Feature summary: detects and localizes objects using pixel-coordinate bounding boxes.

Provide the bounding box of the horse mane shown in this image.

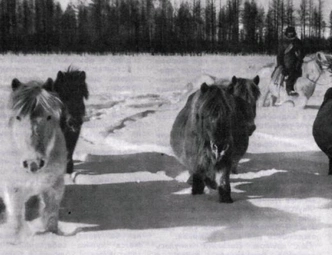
[9,81,62,119]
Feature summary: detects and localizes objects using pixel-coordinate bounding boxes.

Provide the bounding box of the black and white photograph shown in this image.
[0,0,332,254]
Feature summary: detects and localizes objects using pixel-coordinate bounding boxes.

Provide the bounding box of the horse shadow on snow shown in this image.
[60,151,332,242]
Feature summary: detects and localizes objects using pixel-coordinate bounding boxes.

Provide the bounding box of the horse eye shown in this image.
[47,116,52,121]
[16,116,21,121]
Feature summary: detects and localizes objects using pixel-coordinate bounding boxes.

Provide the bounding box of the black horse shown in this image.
[313,87,332,175]
[170,76,260,203]
[51,68,89,174]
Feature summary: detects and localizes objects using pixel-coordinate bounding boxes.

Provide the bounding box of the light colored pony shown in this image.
[0,78,67,243]
[258,52,332,108]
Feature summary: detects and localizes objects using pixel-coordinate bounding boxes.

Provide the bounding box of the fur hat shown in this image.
[284,26,296,37]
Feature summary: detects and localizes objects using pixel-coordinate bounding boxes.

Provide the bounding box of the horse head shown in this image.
[9,78,62,173]
[52,67,89,132]
[303,52,332,86]
[228,75,260,136]
[196,83,232,163]
[316,52,332,72]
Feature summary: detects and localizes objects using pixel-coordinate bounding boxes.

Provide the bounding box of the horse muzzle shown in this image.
[210,142,230,162]
[248,124,256,136]
[22,159,45,173]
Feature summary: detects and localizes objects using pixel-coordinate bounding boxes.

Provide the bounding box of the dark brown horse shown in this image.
[170,76,260,203]
[313,87,332,175]
[48,68,89,174]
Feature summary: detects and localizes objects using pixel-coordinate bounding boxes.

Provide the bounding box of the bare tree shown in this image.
[299,0,309,38]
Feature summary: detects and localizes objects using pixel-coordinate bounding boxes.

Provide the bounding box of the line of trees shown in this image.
[0,0,331,54]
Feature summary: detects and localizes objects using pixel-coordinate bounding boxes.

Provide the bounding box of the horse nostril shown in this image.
[23,161,28,168]
[249,125,256,136]
[39,160,45,168]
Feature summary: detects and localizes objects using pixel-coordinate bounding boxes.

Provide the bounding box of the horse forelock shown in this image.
[233,78,260,104]
[194,86,232,141]
[198,86,230,117]
[9,83,62,120]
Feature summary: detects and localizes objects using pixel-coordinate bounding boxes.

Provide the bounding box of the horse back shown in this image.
[170,92,197,165]
[313,98,332,153]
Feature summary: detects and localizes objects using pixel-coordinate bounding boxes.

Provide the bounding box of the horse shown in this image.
[170,75,260,203]
[258,52,332,108]
[0,78,67,243]
[49,68,89,175]
[313,87,332,175]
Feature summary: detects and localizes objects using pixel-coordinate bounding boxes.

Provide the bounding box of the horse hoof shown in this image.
[192,175,205,194]
[219,196,234,203]
[218,187,233,203]
[192,187,205,195]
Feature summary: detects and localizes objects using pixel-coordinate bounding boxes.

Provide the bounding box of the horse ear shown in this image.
[78,71,89,99]
[253,75,260,86]
[11,78,22,91]
[317,52,327,62]
[82,83,89,99]
[56,71,64,82]
[227,76,237,94]
[200,83,209,93]
[79,71,86,81]
[43,78,54,91]
[231,76,237,84]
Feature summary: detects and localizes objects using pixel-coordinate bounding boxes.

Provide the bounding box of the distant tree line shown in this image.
[0,0,331,54]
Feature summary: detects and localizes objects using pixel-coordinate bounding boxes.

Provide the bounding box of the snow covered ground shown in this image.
[1,54,332,254]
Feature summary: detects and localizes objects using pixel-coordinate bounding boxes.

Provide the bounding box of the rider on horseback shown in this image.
[277,26,304,96]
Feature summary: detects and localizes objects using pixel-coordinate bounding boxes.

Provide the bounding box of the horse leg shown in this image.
[329,157,332,175]
[192,172,205,195]
[294,92,308,108]
[3,187,30,243]
[64,129,81,174]
[66,154,74,175]
[262,90,272,107]
[216,160,233,203]
[271,95,279,106]
[231,159,240,174]
[0,197,5,224]
[40,180,65,234]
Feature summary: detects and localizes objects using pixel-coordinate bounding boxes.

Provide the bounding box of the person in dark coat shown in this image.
[277,26,304,95]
